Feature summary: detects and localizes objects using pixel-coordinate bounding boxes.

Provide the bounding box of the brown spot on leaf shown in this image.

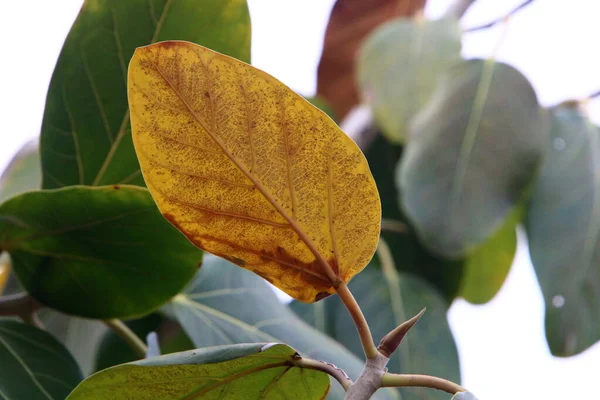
[113,185,120,190]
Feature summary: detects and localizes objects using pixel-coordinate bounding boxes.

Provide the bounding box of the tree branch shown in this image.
[292,357,353,391]
[103,319,148,358]
[345,352,389,399]
[381,373,467,394]
[0,293,42,318]
[463,0,534,32]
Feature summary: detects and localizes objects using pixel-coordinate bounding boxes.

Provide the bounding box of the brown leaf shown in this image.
[317,0,426,119]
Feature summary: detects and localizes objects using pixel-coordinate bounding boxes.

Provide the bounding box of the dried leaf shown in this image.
[128,41,381,302]
[317,0,426,119]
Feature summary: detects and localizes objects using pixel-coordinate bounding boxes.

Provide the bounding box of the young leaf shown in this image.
[526,104,600,356]
[128,41,381,302]
[317,0,426,119]
[0,139,40,203]
[357,16,462,143]
[164,256,396,400]
[40,0,250,189]
[66,343,329,399]
[400,59,546,257]
[0,186,202,318]
[292,262,460,400]
[0,320,83,400]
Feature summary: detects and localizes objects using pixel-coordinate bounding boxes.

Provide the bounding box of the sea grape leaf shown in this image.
[128,41,381,302]
[526,104,600,356]
[0,320,83,400]
[458,207,518,304]
[365,133,463,300]
[357,16,462,143]
[40,0,250,189]
[165,255,397,400]
[400,59,546,257]
[0,185,201,318]
[365,133,516,303]
[292,258,460,400]
[317,0,426,119]
[66,343,329,399]
[0,139,40,203]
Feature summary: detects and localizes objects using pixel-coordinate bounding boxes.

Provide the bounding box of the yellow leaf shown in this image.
[128,41,381,302]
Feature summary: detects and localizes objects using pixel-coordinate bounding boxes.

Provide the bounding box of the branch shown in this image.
[103,319,148,358]
[0,293,42,318]
[336,282,379,360]
[464,0,534,32]
[588,90,600,100]
[345,352,389,399]
[292,357,353,391]
[381,373,467,395]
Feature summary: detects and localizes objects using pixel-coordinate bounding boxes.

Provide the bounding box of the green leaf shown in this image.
[0,185,202,318]
[357,16,462,143]
[400,59,546,257]
[165,255,397,400]
[526,104,600,356]
[40,0,251,188]
[94,313,194,372]
[365,133,463,300]
[452,393,478,400]
[458,206,519,304]
[67,343,329,399]
[0,320,83,399]
[293,261,460,400]
[0,140,40,203]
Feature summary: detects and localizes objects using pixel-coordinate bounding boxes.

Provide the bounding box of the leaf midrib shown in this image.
[148,57,339,286]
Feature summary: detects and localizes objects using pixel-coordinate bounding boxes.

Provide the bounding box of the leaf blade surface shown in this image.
[129,41,381,302]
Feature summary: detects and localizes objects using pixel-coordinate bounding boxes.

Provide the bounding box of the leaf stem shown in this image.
[103,319,148,358]
[336,282,378,360]
[0,293,42,318]
[292,357,353,390]
[380,219,408,234]
[463,0,534,32]
[381,373,466,394]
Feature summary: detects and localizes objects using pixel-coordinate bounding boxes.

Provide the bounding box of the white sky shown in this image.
[1,0,598,398]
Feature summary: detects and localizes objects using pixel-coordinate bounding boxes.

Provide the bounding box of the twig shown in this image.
[336,282,379,360]
[381,373,467,394]
[103,319,148,358]
[588,90,600,100]
[0,293,42,318]
[381,219,408,234]
[464,0,534,32]
[292,357,353,390]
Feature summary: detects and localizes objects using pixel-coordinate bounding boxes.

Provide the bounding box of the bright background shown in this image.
[1,1,598,398]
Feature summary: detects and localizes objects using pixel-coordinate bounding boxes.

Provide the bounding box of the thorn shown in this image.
[377,308,426,357]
